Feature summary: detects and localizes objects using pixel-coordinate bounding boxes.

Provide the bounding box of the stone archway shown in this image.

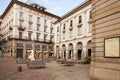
[76,42,83,60]
[56,45,60,59]
[87,40,92,57]
[68,43,73,59]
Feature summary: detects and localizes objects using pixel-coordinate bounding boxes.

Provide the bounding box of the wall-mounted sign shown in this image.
[104,37,120,58]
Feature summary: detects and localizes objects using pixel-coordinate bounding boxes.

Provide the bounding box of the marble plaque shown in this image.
[105,37,120,57]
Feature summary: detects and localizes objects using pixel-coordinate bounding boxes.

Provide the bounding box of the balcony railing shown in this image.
[28,20,33,24]
[8,35,27,40]
[69,26,73,31]
[7,35,53,43]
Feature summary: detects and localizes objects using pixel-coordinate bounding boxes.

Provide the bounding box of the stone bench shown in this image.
[16,58,31,64]
[27,60,46,68]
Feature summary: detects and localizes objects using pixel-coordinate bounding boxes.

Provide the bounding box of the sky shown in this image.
[0,0,85,17]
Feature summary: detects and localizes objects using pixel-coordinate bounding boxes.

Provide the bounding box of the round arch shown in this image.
[76,42,83,60]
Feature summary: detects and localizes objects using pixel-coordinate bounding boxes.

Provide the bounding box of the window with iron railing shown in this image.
[26,44,32,49]
[42,45,47,51]
[17,43,23,47]
[49,46,53,50]
[35,45,40,51]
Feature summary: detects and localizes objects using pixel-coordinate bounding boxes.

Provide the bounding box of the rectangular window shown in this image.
[20,6,23,10]
[89,25,92,33]
[19,12,23,18]
[26,44,32,49]
[49,46,53,50]
[42,45,47,51]
[78,16,82,23]
[63,24,66,29]
[44,28,46,32]
[19,21,23,26]
[19,32,22,39]
[29,24,32,29]
[57,34,59,41]
[57,27,59,32]
[50,28,53,33]
[90,11,92,19]
[44,19,47,25]
[70,20,73,27]
[37,25,40,31]
[37,17,40,23]
[17,43,23,47]
[69,31,73,38]
[44,35,47,41]
[63,33,65,39]
[78,27,82,35]
[29,15,32,21]
[35,45,40,51]
[28,33,32,40]
[36,34,39,40]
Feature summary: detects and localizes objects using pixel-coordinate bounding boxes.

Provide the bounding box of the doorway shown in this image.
[16,49,23,58]
[69,50,72,59]
[88,49,91,57]
[78,50,82,60]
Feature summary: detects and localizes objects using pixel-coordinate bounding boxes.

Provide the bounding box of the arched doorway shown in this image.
[87,40,92,57]
[77,42,83,60]
[56,45,60,59]
[68,43,73,59]
[62,44,66,59]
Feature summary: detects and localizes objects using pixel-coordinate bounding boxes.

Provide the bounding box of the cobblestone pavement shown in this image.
[0,58,90,80]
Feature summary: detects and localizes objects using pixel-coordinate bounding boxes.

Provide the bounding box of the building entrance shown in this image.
[78,50,82,60]
[16,49,23,58]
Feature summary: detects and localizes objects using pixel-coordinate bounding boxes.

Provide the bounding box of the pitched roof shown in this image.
[1,0,60,19]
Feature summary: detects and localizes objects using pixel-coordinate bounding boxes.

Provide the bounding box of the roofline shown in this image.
[1,0,60,19]
[54,0,91,24]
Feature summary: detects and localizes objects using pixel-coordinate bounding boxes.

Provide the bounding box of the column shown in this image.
[74,49,78,61]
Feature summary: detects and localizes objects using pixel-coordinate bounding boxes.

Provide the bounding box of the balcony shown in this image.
[36,22,41,26]
[77,23,82,28]
[62,29,66,33]
[8,35,27,40]
[19,17,24,21]
[28,20,33,24]
[18,25,25,30]
[69,26,73,31]
[44,24,48,28]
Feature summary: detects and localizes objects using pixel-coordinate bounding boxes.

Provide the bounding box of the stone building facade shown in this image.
[0,0,59,58]
[54,0,92,61]
[90,0,120,80]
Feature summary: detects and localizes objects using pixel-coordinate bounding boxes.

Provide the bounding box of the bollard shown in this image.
[17,66,22,72]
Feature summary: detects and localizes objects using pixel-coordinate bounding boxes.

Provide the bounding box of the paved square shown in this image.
[0,59,90,80]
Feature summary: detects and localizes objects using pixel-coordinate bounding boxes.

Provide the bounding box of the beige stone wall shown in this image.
[90,0,120,80]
